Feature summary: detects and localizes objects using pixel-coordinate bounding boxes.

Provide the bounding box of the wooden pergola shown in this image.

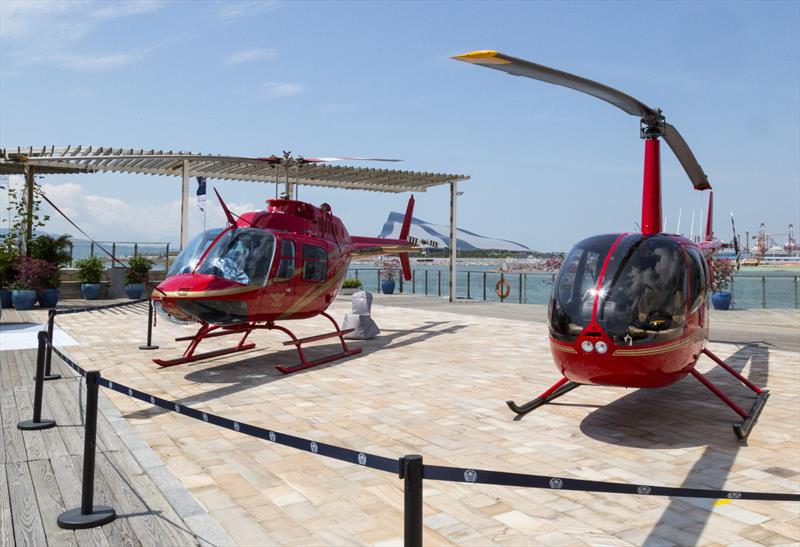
[0,146,470,301]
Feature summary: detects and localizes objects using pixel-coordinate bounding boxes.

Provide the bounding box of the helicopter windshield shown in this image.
[168,228,224,277]
[596,235,687,346]
[550,234,619,341]
[196,228,275,287]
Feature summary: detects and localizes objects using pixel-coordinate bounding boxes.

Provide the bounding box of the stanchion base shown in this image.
[57,506,116,529]
[17,419,56,431]
[138,345,159,350]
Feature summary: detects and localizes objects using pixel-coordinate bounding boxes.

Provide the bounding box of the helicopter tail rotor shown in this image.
[705,191,714,241]
[730,212,742,271]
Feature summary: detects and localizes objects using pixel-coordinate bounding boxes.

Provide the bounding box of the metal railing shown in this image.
[69,240,172,270]
[347,268,800,309]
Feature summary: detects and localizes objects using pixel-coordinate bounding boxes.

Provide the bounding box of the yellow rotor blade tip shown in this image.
[451,50,510,65]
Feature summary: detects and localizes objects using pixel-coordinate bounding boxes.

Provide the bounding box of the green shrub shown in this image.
[30,234,72,267]
[0,247,18,288]
[75,256,105,284]
[342,278,363,289]
[124,255,153,285]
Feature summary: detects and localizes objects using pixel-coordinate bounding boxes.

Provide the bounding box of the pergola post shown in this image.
[180,160,190,249]
[22,165,35,256]
[449,181,458,302]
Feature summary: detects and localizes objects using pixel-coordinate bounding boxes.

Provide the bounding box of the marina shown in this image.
[1,3,799,546]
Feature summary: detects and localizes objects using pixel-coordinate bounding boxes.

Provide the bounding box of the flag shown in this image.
[196,176,207,211]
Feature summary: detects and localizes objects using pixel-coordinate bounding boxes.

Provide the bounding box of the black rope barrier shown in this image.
[96,374,399,474]
[422,464,800,502]
[49,343,799,503]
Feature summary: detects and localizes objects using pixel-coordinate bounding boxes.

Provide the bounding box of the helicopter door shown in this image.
[273,239,298,299]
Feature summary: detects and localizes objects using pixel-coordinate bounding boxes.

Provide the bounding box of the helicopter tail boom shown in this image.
[351,195,418,280]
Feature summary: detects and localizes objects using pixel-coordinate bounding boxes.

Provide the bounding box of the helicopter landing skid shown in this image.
[506,377,580,420]
[273,312,362,374]
[153,312,362,373]
[154,322,256,367]
[690,347,770,441]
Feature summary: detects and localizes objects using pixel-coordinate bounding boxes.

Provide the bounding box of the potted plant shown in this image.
[711,257,734,310]
[124,255,153,299]
[340,278,363,296]
[380,259,399,295]
[30,234,72,308]
[75,256,105,300]
[0,247,17,308]
[11,257,56,310]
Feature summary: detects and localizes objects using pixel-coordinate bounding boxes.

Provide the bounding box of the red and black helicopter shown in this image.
[151,153,418,374]
[453,51,768,439]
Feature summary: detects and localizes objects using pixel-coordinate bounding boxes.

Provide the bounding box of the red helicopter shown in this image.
[453,51,768,439]
[151,155,417,374]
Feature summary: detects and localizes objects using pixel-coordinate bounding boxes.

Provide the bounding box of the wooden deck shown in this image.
[1,308,230,547]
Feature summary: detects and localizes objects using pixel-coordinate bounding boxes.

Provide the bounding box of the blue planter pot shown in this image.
[711,291,732,310]
[12,289,38,310]
[81,283,102,300]
[125,283,144,300]
[38,288,60,308]
[0,288,12,308]
[381,279,395,295]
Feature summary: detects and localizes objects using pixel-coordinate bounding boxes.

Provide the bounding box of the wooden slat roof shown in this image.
[0,146,469,193]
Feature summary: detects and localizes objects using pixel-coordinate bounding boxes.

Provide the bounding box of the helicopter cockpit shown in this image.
[550,233,688,347]
[168,227,275,287]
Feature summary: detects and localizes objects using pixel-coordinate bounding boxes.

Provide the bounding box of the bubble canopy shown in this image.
[550,234,688,346]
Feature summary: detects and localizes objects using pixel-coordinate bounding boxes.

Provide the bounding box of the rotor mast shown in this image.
[641,122,663,235]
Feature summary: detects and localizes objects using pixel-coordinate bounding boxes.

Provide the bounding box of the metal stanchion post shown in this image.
[412,270,416,294]
[483,272,487,301]
[42,309,61,380]
[519,274,523,304]
[467,271,471,299]
[18,331,56,430]
[438,271,441,297]
[761,276,767,309]
[139,299,159,350]
[401,455,423,547]
[58,370,116,529]
[424,270,428,295]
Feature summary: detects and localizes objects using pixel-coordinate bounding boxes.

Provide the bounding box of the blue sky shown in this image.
[1,0,798,251]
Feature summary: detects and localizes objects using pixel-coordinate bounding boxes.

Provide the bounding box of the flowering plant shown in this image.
[12,256,58,290]
[541,255,564,272]
[711,257,734,292]
[381,259,400,281]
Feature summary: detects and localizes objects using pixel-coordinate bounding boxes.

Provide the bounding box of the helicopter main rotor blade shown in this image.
[662,123,711,190]
[301,156,401,163]
[452,50,659,121]
[452,50,712,192]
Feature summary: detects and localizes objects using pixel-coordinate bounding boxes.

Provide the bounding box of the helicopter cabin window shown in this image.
[549,234,618,342]
[196,228,275,287]
[274,240,296,281]
[168,228,223,277]
[596,235,687,346]
[686,247,708,314]
[302,245,327,282]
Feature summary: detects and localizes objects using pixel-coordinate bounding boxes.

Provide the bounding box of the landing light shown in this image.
[581,340,594,353]
[595,341,608,354]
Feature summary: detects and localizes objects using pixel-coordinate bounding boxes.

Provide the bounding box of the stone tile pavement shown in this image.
[48,298,799,545]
